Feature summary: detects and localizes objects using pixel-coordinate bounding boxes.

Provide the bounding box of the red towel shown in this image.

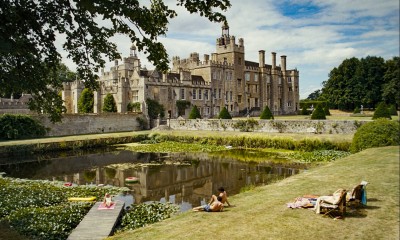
[98,202,116,210]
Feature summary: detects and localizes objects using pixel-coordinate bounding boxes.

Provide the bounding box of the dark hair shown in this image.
[218,187,225,192]
[217,196,223,202]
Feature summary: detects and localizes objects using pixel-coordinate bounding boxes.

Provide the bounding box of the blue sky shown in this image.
[60,0,399,99]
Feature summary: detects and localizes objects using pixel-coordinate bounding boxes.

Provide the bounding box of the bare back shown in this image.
[210,201,224,212]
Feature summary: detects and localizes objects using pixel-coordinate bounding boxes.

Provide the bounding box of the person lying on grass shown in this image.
[193,196,224,212]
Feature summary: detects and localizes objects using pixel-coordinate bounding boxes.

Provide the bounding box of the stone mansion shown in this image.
[63,24,300,118]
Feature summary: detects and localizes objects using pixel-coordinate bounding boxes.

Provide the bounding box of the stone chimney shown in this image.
[259,50,265,68]
[281,55,286,72]
[271,52,276,69]
[204,54,210,63]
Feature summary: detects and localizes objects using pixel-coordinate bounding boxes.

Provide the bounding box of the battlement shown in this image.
[216,38,244,54]
[172,54,235,70]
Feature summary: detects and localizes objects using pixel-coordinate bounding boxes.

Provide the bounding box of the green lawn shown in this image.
[109,146,399,240]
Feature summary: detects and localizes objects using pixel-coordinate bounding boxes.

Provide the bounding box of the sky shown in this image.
[60,0,400,99]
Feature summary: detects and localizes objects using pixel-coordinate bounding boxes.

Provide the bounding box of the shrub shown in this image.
[218,107,232,119]
[0,114,46,140]
[260,106,274,119]
[136,117,148,130]
[127,102,141,112]
[176,100,191,116]
[311,105,326,120]
[188,105,201,119]
[350,118,400,153]
[146,98,165,119]
[102,93,117,112]
[300,106,309,115]
[77,88,94,113]
[353,107,361,114]
[372,102,391,119]
[117,202,179,232]
[324,106,331,116]
[388,104,398,116]
[233,119,259,132]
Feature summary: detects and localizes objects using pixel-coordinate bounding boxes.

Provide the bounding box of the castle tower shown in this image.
[215,22,245,115]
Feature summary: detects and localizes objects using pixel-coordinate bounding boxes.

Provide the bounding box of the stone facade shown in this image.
[33,114,143,137]
[63,23,299,118]
[167,119,366,134]
[0,94,33,114]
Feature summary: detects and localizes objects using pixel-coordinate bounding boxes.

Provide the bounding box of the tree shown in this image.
[218,107,232,119]
[320,57,361,110]
[146,98,165,119]
[307,89,321,100]
[0,0,231,122]
[260,106,274,119]
[311,104,326,120]
[189,105,201,119]
[320,56,397,111]
[382,57,400,107]
[102,94,117,113]
[78,88,94,113]
[372,102,391,120]
[358,56,386,108]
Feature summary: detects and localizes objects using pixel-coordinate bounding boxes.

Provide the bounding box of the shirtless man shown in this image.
[193,196,224,212]
[209,187,231,207]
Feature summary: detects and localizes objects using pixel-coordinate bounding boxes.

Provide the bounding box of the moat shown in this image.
[0,148,309,211]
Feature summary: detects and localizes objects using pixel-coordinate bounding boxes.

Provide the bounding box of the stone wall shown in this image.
[168,119,367,134]
[34,113,144,137]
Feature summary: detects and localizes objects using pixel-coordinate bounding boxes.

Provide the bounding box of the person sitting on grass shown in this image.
[193,196,224,212]
[209,187,231,207]
[103,193,113,207]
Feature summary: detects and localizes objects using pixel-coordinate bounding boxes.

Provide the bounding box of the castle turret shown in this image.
[130,44,137,57]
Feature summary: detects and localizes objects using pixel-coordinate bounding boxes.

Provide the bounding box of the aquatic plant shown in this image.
[288,150,351,163]
[117,202,179,232]
[126,141,226,153]
[0,177,123,239]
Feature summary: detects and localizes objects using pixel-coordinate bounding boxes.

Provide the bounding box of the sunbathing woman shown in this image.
[103,193,113,207]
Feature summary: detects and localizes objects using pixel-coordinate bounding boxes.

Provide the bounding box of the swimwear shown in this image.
[204,204,211,212]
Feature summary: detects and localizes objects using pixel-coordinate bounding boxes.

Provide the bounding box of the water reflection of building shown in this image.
[89,158,303,207]
[2,150,305,209]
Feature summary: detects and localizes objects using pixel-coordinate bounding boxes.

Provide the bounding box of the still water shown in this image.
[0,149,309,211]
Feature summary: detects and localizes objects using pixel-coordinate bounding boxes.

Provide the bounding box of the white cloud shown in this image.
[59,0,399,99]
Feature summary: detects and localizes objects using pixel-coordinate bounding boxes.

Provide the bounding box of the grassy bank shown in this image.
[109,146,399,240]
[0,130,353,157]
